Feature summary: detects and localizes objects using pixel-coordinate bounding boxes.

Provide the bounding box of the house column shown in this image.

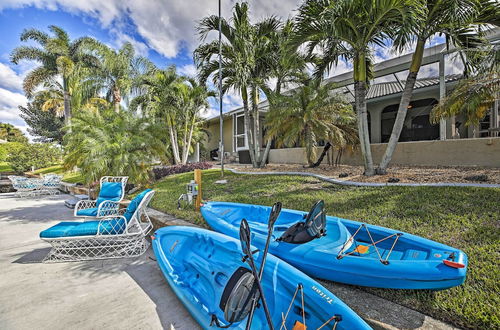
[370,108,382,143]
[439,53,456,139]
[439,54,447,140]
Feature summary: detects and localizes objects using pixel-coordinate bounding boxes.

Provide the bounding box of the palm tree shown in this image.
[80,40,152,113]
[265,78,358,166]
[64,108,168,185]
[259,19,309,166]
[132,66,214,164]
[431,46,499,128]
[195,2,281,168]
[294,0,422,175]
[0,123,28,143]
[10,25,98,124]
[377,0,500,174]
[176,78,215,164]
[131,65,183,163]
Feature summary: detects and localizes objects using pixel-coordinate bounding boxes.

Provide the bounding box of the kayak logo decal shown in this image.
[311,285,333,304]
[218,209,231,216]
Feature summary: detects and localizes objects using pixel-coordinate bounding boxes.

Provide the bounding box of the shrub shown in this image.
[152,162,213,181]
[7,143,62,173]
[0,142,25,162]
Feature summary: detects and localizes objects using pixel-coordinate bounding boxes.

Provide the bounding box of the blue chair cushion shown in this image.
[40,218,126,238]
[123,189,152,221]
[39,222,76,238]
[96,182,123,206]
[76,207,98,217]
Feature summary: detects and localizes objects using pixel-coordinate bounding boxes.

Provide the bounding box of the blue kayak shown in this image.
[201,201,468,290]
[152,226,371,329]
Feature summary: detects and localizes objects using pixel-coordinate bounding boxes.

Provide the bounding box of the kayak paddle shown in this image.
[239,218,274,330]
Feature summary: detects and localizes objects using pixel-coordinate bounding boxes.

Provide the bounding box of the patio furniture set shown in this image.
[39,176,155,263]
[8,174,62,197]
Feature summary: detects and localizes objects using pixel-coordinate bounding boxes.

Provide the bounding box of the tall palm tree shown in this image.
[176,78,215,164]
[294,0,422,175]
[10,25,98,124]
[195,2,281,168]
[259,19,309,166]
[131,65,183,163]
[265,78,358,166]
[377,0,500,173]
[80,40,152,113]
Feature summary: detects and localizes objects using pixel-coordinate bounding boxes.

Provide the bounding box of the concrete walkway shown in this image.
[0,193,199,330]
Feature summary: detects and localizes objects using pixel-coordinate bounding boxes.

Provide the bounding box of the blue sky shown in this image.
[0,0,451,139]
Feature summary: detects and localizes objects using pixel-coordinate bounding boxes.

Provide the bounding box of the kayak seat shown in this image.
[219,267,258,324]
[278,200,327,244]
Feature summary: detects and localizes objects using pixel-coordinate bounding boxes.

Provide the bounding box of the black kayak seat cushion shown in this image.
[278,200,327,244]
[219,266,259,324]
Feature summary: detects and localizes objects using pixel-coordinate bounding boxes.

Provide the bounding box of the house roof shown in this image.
[205,74,462,122]
[365,74,462,100]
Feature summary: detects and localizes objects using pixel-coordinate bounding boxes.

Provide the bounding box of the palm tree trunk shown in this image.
[377,40,425,174]
[167,117,181,164]
[251,86,261,166]
[242,88,257,167]
[305,132,315,167]
[353,56,375,176]
[258,79,282,168]
[113,87,121,113]
[62,78,71,127]
[63,90,71,126]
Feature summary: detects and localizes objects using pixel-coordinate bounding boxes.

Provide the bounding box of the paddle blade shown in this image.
[268,202,282,228]
[239,219,252,255]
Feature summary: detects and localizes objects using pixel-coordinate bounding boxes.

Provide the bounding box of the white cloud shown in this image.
[200,107,219,119]
[0,87,29,137]
[178,64,197,78]
[0,62,24,92]
[0,0,301,58]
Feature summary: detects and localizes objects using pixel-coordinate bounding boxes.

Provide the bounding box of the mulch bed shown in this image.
[228,163,500,184]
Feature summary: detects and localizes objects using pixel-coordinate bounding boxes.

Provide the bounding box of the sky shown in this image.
[0,0,451,140]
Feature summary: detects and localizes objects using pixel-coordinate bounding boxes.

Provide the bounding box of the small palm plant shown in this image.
[431,47,499,128]
[64,108,168,185]
[265,78,358,167]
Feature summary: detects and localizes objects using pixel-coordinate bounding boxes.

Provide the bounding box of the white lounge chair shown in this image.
[40,189,155,262]
[74,176,128,218]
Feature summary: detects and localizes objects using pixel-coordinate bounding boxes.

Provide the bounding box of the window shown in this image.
[234,114,248,151]
[381,98,439,142]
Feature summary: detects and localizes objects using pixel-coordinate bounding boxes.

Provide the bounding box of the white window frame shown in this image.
[234,113,248,151]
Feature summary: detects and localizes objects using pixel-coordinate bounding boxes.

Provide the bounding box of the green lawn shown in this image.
[0,161,13,173]
[149,169,500,329]
[31,164,83,184]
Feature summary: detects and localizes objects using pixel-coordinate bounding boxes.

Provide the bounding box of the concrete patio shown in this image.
[0,192,459,330]
[0,193,199,330]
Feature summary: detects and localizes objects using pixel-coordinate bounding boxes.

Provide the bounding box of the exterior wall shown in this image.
[269,137,500,167]
[203,117,233,153]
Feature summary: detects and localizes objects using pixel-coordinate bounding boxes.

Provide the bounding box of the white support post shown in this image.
[194,143,200,162]
[439,53,447,140]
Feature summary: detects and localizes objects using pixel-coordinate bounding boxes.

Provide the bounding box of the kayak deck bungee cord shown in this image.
[201,201,468,290]
[152,225,371,329]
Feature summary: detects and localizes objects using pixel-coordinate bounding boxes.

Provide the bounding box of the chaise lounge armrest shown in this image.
[74,199,121,218]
